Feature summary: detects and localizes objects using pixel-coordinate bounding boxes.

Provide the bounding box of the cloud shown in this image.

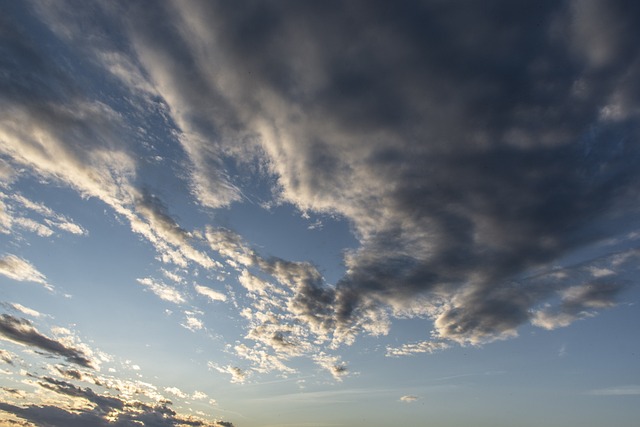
[137,278,186,304]
[313,353,348,382]
[531,280,622,330]
[182,314,204,332]
[0,349,15,365]
[10,193,87,236]
[98,0,640,350]
[208,363,247,384]
[0,5,222,274]
[3,0,640,375]
[164,386,188,399]
[0,314,93,368]
[194,284,227,302]
[0,254,49,288]
[399,395,419,403]
[386,340,450,357]
[586,385,640,396]
[6,303,43,318]
[0,380,234,427]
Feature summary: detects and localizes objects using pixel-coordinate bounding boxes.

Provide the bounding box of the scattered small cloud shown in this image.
[208,363,247,384]
[182,314,204,332]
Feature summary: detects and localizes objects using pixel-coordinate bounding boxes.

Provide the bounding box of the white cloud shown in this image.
[182,314,204,332]
[386,340,450,357]
[137,277,185,304]
[9,303,42,318]
[164,386,187,399]
[399,395,419,403]
[313,353,348,382]
[208,362,247,384]
[192,390,208,400]
[0,254,50,289]
[195,284,227,302]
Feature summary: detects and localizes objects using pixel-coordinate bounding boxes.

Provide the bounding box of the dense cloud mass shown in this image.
[118,0,640,346]
[1,0,639,398]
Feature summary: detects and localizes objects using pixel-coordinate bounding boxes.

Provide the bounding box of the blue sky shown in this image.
[1,1,640,426]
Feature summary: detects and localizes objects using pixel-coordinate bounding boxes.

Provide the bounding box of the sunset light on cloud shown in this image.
[1,1,640,426]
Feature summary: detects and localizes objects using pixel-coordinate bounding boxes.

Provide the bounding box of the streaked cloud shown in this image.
[386,340,450,357]
[0,314,93,368]
[0,254,50,289]
[195,284,227,302]
[586,385,640,396]
[6,303,43,318]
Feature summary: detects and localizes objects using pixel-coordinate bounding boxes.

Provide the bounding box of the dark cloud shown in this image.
[4,0,640,357]
[178,0,640,344]
[0,401,231,427]
[38,376,124,413]
[54,366,83,381]
[0,314,94,368]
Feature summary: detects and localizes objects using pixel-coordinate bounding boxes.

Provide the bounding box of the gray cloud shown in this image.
[3,0,640,362]
[0,314,93,368]
[0,399,231,427]
[171,0,640,345]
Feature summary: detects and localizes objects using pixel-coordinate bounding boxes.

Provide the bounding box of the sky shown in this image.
[1,0,640,426]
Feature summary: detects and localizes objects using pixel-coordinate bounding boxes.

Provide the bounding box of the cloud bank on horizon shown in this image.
[1,0,640,423]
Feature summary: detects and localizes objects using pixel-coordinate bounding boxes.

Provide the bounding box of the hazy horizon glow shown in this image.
[1,1,639,426]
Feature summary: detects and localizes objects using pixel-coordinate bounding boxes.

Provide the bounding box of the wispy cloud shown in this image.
[0,255,50,289]
[137,277,185,304]
[586,385,640,396]
[208,363,247,384]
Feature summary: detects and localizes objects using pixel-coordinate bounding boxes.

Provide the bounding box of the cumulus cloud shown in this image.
[0,254,49,288]
[0,314,93,368]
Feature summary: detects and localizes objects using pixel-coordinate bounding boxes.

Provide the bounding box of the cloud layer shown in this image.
[1,0,639,387]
